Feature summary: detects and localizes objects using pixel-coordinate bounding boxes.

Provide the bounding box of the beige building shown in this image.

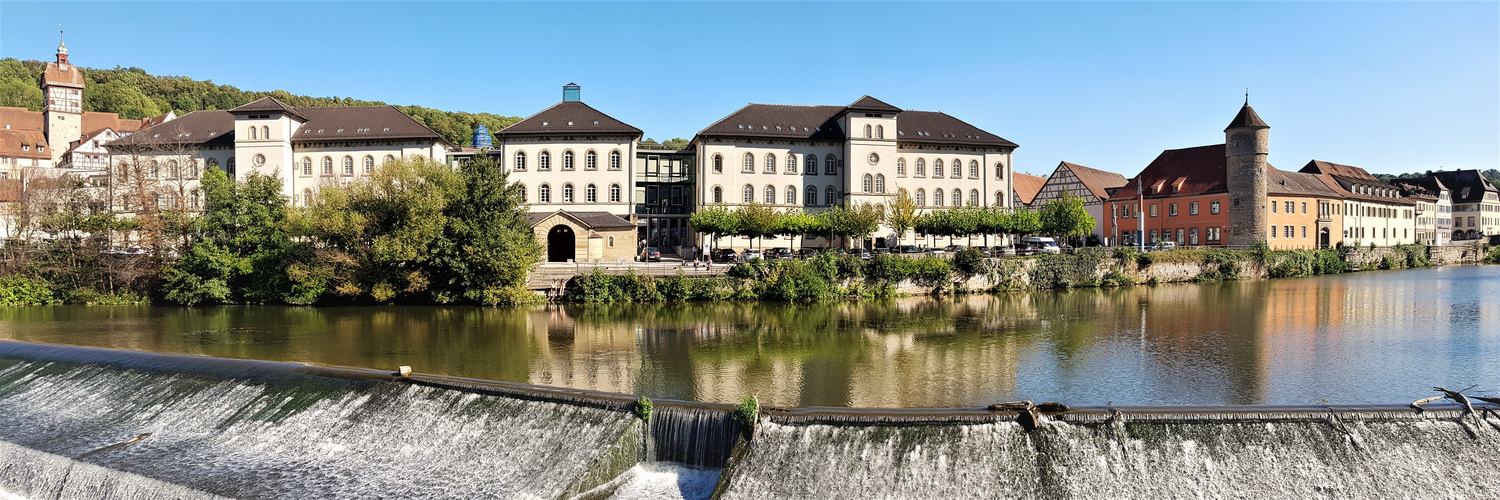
[528,210,637,263]
[1299,160,1417,247]
[693,96,1018,249]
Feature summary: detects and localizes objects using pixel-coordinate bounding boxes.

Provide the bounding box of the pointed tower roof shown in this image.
[1224,103,1268,131]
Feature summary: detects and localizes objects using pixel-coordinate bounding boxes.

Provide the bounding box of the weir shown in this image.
[0,341,1496,499]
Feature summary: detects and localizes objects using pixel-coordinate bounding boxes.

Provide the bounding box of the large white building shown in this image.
[495,84,640,217]
[692,96,1018,249]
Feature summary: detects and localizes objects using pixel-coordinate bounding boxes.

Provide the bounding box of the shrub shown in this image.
[907,257,954,289]
[952,248,986,278]
[634,397,653,422]
[734,395,759,429]
[1030,253,1103,290]
[1135,252,1154,269]
[0,276,57,306]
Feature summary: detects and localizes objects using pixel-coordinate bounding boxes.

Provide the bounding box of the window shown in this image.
[743,184,754,203]
[863,174,874,193]
[969,160,978,178]
[916,189,926,207]
[608,237,614,247]
[765,153,776,174]
[995,191,1003,206]
[226,157,235,176]
[1285,226,1294,238]
[302,189,312,207]
[875,174,886,194]
[1176,228,1184,244]
[713,154,723,173]
[300,158,312,176]
[1285,201,1294,214]
[609,151,621,170]
[248,127,257,140]
[1301,202,1307,214]
[514,151,527,170]
[1190,228,1199,245]
[1169,203,1177,216]
[934,159,944,178]
[167,160,180,179]
[713,186,723,204]
[864,124,872,138]
[1149,229,1158,242]
[1301,225,1307,238]
[190,190,201,210]
[518,184,527,201]
[896,158,906,176]
[1150,204,1158,217]
[539,150,551,170]
[261,126,269,139]
[952,159,962,178]
[208,158,219,169]
[826,186,837,206]
[786,185,797,205]
[995,162,1003,179]
[1271,200,1277,213]
[969,189,979,206]
[251,155,265,167]
[563,150,575,170]
[786,154,797,173]
[825,154,837,175]
[563,183,575,203]
[1270,225,1277,238]
[364,156,374,174]
[806,186,817,205]
[916,159,926,177]
[805,155,817,174]
[1189,201,1198,215]
[539,184,552,203]
[384,155,395,164]
[743,153,755,173]
[934,189,945,207]
[587,150,598,170]
[1208,227,1221,242]
[952,190,962,207]
[343,156,354,176]
[765,184,776,204]
[1211,200,1220,214]
[317,157,330,175]
[876,125,884,139]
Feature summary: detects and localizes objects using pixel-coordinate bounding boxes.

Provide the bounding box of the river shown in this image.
[0,265,1494,408]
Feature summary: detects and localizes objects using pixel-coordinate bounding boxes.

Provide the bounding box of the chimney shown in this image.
[563,83,581,102]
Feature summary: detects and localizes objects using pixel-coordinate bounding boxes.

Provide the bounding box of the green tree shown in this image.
[819,204,881,247]
[774,209,827,249]
[159,169,298,305]
[429,155,542,304]
[735,203,781,249]
[884,188,921,248]
[0,78,43,110]
[689,205,742,243]
[1011,207,1043,238]
[1038,190,1096,244]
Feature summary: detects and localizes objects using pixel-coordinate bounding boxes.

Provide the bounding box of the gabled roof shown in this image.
[1298,160,1411,204]
[230,97,308,121]
[526,210,636,230]
[292,106,445,142]
[0,107,42,131]
[1225,103,1268,130]
[65,127,118,155]
[697,104,847,141]
[497,101,641,137]
[1298,159,1381,183]
[43,62,84,87]
[0,129,51,160]
[1308,172,1414,205]
[107,110,237,148]
[1424,169,1499,204]
[847,95,902,113]
[1056,161,1127,201]
[896,111,1017,148]
[1011,172,1047,205]
[1107,144,1229,202]
[1268,167,1341,198]
[83,112,146,133]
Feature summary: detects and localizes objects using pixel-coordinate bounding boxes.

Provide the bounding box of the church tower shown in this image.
[1224,99,1269,247]
[43,33,84,164]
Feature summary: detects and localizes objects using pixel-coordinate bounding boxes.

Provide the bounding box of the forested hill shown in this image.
[0,58,520,147]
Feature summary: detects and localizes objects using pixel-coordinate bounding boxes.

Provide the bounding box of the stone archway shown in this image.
[547,225,576,262]
[1319,228,1330,249]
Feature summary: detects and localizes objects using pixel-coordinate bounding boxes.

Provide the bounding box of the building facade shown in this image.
[1416,170,1499,241]
[1030,161,1126,244]
[634,144,696,252]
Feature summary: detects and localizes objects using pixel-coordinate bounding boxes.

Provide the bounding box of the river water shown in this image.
[0,266,1494,408]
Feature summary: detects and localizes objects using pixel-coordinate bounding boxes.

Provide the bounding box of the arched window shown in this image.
[934,159,944,178]
[764,153,776,174]
[896,158,906,176]
[952,158,962,178]
[713,154,723,173]
[784,185,796,204]
[538,150,551,170]
[207,158,219,169]
[786,154,797,173]
[934,189,945,207]
[563,150,575,170]
[343,156,354,176]
[609,183,621,203]
[953,190,962,207]
[226,157,235,176]
[514,151,527,170]
[168,160,180,179]
[261,126,269,139]
[743,153,755,173]
[518,184,527,201]
[713,186,723,204]
[969,189,979,206]
[995,162,1003,179]
[190,190,201,210]
[150,160,160,179]
[609,150,621,170]
[384,155,395,164]
[915,158,926,177]
[765,185,776,204]
[539,184,551,203]
[586,184,597,202]
[825,186,837,206]
[301,157,312,176]
[248,127,257,140]
[863,174,874,193]
[916,189,926,207]
[875,174,885,194]
[188,160,200,179]
[586,150,598,170]
[805,155,817,174]
[742,184,754,203]
[322,157,333,176]
[302,189,313,207]
[805,185,817,205]
[876,125,884,139]
[995,191,1003,206]
[825,154,837,175]
[864,124,872,138]
[363,156,374,174]
[563,183,575,203]
[969,160,979,178]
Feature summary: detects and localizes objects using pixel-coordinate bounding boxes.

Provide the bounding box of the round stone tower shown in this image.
[1224,101,1269,247]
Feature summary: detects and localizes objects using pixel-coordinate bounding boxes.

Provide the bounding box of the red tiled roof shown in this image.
[0,130,51,160]
[1107,144,1229,202]
[1058,161,1127,201]
[0,107,43,131]
[1012,172,1047,205]
[43,62,84,87]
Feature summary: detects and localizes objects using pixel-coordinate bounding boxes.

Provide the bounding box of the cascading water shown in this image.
[646,405,740,468]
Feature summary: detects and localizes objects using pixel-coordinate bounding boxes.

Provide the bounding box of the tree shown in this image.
[735,203,780,249]
[429,155,542,304]
[159,168,298,305]
[774,209,826,249]
[689,205,741,243]
[818,204,881,248]
[885,188,921,248]
[1038,189,1096,245]
[1010,207,1042,238]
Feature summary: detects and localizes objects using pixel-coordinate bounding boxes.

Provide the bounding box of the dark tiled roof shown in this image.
[43,62,84,87]
[1424,169,1499,204]
[497,101,642,137]
[1011,172,1047,205]
[1298,160,1411,204]
[1058,161,1127,201]
[896,111,1018,148]
[1225,103,1268,130]
[1268,168,1341,198]
[527,210,636,230]
[1107,144,1229,202]
[697,104,847,141]
[230,97,308,121]
[292,106,444,142]
[848,95,902,113]
[107,110,237,148]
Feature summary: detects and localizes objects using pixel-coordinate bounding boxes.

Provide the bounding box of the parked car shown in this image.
[974,247,993,257]
[925,248,946,255]
[742,249,763,260]
[856,249,872,260]
[640,247,662,262]
[991,246,1017,257]
[797,248,819,260]
[1021,237,1061,255]
[769,247,795,260]
[874,247,892,256]
[1152,241,1177,252]
[898,245,922,254]
[833,248,848,256]
[943,245,967,254]
[711,248,740,263]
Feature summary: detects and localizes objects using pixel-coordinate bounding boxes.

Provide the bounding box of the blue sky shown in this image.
[2,1,1495,177]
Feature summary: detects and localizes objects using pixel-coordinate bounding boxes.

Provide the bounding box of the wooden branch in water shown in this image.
[1434,386,1477,416]
[1410,396,1442,412]
[988,400,1034,411]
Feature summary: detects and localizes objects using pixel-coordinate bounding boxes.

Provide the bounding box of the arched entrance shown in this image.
[1319,228,1330,249]
[547,225,576,262]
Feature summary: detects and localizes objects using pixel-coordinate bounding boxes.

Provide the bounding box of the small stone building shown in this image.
[528,210,638,263]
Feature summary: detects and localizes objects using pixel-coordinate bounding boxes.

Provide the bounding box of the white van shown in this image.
[1022,237,1061,254]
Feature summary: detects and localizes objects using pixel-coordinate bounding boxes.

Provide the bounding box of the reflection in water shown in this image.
[0,267,1495,408]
